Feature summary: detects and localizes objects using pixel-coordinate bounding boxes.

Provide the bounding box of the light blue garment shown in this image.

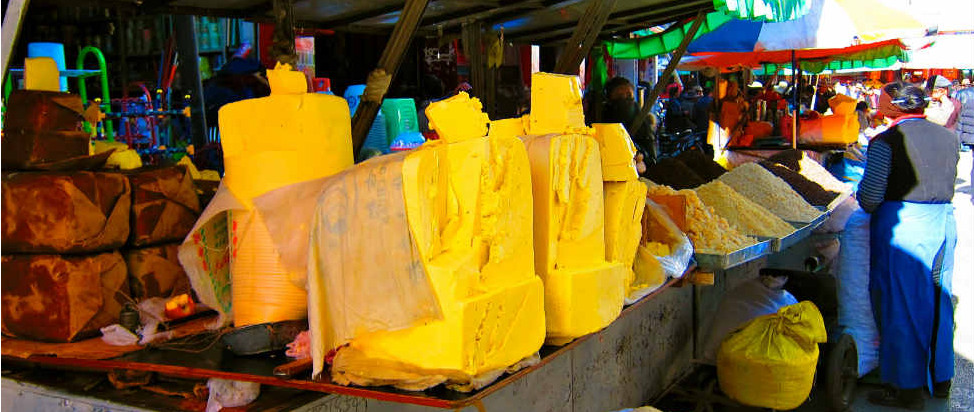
[869,201,956,391]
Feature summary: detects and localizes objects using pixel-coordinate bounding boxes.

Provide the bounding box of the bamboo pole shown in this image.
[553,0,618,75]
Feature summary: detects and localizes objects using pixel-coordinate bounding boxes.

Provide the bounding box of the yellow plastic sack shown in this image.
[717,301,827,410]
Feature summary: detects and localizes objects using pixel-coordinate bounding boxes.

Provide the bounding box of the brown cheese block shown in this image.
[1,130,91,171]
[124,243,191,300]
[1,252,129,342]
[128,166,201,247]
[2,90,85,133]
[2,172,131,254]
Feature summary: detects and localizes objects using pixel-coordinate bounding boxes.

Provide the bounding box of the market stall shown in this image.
[3,1,866,411]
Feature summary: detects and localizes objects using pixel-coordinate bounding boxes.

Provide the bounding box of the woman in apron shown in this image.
[858,82,959,410]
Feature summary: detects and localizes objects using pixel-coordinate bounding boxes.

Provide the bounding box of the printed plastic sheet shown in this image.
[308,154,442,378]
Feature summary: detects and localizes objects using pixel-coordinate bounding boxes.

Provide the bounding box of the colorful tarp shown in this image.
[679,39,911,73]
[713,0,812,23]
[608,0,925,60]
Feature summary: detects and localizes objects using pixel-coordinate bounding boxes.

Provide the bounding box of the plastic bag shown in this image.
[627,200,693,304]
[205,378,260,412]
[717,301,827,410]
[701,276,798,363]
[100,325,139,346]
[837,209,879,377]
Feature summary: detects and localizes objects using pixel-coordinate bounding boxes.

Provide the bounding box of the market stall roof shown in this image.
[607,0,927,59]
[123,0,722,44]
[678,38,911,73]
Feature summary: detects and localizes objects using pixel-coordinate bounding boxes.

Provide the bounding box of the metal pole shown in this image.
[174,15,208,150]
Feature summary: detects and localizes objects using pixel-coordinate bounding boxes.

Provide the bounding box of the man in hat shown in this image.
[925,75,962,131]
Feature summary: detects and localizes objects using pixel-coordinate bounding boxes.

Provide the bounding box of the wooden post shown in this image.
[351,0,431,156]
[1,0,31,88]
[270,0,297,67]
[630,10,705,134]
[553,0,618,75]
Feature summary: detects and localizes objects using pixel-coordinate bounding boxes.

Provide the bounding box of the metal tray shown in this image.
[695,238,773,271]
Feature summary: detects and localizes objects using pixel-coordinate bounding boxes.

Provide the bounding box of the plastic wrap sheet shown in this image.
[1,252,128,342]
[308,153,441,379]
[178,182,239,328]
[2,171,131,254]
[627,200,693,304]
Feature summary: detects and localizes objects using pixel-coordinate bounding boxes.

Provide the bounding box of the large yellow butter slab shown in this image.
[425,92,490,143]
[544,263,627,343]
[220,64,354,327]
[339,276,544,376]
[528,72,587,135]
[219,65,353,205]
[314,135,545,383]
[521,134,626,342]
[522,134,606,273]
[592,123,639,182]
[604,180,647,277]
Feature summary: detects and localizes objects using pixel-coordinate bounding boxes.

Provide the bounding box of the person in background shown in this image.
[600,76,650,174]
[693,86,714,133]
[952,78,974,152]
[925,75,961,131]
[666,84,699,132]
[858,82,958,410]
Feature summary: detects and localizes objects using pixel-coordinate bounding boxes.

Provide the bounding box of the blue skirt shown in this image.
[869,201,956,390]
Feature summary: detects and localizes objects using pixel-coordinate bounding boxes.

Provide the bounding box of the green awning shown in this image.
[713,0,812,22]
[605,11,734,59]
[762,44,911,73]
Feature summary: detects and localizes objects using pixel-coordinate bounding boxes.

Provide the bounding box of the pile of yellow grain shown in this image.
[695,181,795,238]
[718,163,823,223]
[643,180,755,253]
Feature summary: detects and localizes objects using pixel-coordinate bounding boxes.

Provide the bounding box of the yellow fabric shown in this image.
[527,72,588,135]
[591,123,638,182]
[425,92,490,143]
[218,63,353,326]
[24,57,60,92]
[313,133,545,384]
[522,134,625,343]
[718,301,828,410]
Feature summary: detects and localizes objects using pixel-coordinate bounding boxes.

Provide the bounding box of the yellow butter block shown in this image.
[487,118,526,140]
[592,123,639,182]
[521,133,626,342]
[219,64,353,205]
[318,135,545,383]
[528,72,587,135]
[604,180,647,277]
[425,92,490,143]
[25,57,60,92]
[219,63,353,327]
[544,263,627,344]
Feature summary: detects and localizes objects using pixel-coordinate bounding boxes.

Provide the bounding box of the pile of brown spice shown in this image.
[645,158,706,189]
[677,150,727,181]
[760,161,840,207]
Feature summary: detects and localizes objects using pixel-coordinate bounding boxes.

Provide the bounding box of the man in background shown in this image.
[925,75,961,131]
